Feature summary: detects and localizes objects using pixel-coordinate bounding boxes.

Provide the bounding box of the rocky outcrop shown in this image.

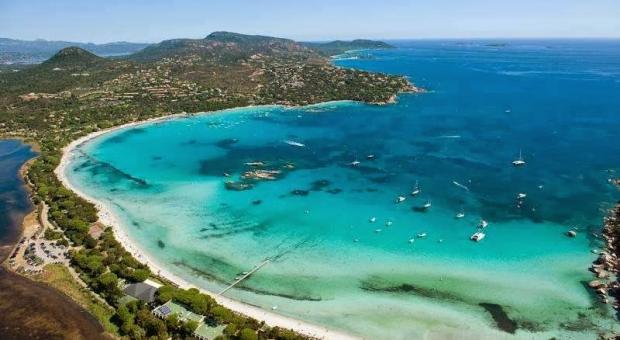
[590,203,620,310]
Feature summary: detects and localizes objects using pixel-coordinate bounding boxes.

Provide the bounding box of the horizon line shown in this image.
[2,35,620,45]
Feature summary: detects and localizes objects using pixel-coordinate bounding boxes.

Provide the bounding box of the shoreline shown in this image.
[55,108,360,340]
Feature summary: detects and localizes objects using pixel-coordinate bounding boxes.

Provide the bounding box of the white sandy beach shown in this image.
[54,113,359,340]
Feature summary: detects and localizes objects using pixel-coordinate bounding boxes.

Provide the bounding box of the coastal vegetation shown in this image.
[0,31,414,339]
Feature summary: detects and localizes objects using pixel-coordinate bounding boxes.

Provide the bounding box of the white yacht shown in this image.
[408,238,415,244]
[369,217,376,223]
[411,180,421,196]
[470,231,486,242]
[385,220,393,227]
[455,212,465,219]
[349,160,361,166]
[517,193,527,200]
[478,219,489,228]
[284,140,305,147]
[396,196,406,203]
[422,200,432,209]
[416,232,427,238]
[512,150,526,166]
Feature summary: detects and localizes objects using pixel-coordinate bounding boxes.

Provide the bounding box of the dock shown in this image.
[217,259,271,296]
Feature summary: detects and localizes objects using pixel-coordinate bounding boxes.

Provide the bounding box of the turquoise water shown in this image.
[66,40,620,339]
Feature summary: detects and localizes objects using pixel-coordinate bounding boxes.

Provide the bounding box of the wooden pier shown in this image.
[217,259,271,296]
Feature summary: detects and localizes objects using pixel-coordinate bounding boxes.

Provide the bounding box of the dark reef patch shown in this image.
[310,179,331,191]
[290,189,309,196]
[215,138,239,148]
[251,199,262,205]
[103,128,146,144]
[79,151,150,188]
[479,302,518,334]
[236,284,322,301]
[157,239,165,249]
[173,261,229,285]
[359,278,463,302]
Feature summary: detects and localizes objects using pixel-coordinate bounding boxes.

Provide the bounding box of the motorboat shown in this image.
[284,140,305,147]
[470,232,486,242]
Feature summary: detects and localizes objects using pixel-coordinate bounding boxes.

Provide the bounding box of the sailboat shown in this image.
[422,200,432,210]
[512,149,526,166]
[411,180,421,196]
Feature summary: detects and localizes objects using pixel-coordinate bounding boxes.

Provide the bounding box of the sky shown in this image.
[1,0,619,43]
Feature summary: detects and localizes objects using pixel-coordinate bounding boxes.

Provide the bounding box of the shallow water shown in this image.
[66,40,620,339]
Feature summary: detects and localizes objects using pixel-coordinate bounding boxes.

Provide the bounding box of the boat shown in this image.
[284,140,305,147]
[349,160,361,166]
[416,232,427,238]
[369,217,376,223]
[422,200,432,209]
[375,229,382,233]
[453,180,470,191]
[411,180,421,196]
[470,232,486,242]
[517,193,527,199]
[408,238,415,244]
[385,220,393,227]
[396,196,406,203]
[367,154,376,160]
[455,212,465,219]
[478,219,489,228]
[512,149,526,166]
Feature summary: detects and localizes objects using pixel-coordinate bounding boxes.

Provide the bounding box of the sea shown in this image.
[64,40,620,339]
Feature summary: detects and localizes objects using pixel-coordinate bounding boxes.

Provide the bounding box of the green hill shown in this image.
[129,31,312,63]
[42,47,109,69]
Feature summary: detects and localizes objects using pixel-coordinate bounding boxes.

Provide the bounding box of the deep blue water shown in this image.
[67,40,620,339]
[0,140,35,249]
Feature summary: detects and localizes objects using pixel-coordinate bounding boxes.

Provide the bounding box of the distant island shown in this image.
[0,37,150,64]
[0,31,419,340]
[301,39,394,56]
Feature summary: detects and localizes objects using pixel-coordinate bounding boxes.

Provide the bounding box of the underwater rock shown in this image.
[225,181,253,191]
[291,189,309,196]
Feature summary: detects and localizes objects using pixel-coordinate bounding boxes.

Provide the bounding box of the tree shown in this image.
[180,320,199,337]
[136,309,168,339]
[239,328,258,340]
[223,323,237,336]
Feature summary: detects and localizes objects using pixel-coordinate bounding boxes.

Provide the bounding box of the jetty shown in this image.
[217,259,271,296]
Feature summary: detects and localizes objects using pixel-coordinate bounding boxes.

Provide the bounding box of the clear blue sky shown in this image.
[1,0,619,43]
